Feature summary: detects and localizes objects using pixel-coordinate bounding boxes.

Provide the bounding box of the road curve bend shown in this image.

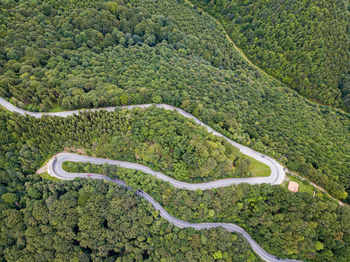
[1,97,299,261]
[0,97,285,185]
[50,152,282,189]
[46,154,300,262]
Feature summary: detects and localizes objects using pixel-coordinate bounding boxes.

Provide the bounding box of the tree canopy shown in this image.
[192,0,350,109]
[0,0,349,202]
[0,0,349,260]
[0,176,260,261]
[63,161,350,261]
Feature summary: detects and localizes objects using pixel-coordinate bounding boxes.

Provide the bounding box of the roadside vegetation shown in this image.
[38,172,60,182]
[285,175,316,195]
[0,0,349,260]
[1,106,349,261]
[61,162,350,261]
[1,0,349,202]
[0,107,267,182]
[0,176,260,261]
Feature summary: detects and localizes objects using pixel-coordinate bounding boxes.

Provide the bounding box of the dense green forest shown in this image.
[0,108,265,261]
[340,73,350,112]
[1,176,260,261]
[62,161,350,261]
[1,107,264,182]
[0,0,350,260]
[0,0,349,202]
[1,107,349,261]
[191,0,350,109]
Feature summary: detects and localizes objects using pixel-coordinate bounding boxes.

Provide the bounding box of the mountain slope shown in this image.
[0,0,349,200]
[191,0,350,109]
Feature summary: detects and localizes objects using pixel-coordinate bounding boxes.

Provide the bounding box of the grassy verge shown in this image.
[244,155,271,177]
[39,172,61,181]
[285,175,315,195]
[62,155,271,184]
[48,104,66,112]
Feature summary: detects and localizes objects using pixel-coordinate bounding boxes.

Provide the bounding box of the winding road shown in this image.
[47,153,299,262]
[0,97,285,185]
[0,97,300,261]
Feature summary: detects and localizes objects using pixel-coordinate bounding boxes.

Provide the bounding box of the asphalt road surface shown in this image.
[0,97,285,185]
[50,152,282,189]
[46,154,300,262]
[1,97,299,261]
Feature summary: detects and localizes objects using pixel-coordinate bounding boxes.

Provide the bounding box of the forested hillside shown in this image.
[340,73,350,112]
[191,0,350,109]
[0,108,264,261]
[1,108,349,261]
[0,0,350,260]
[0,0,349,201]
[62,162,350,261]
[1,107,264,182]
[0,177,260,261]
